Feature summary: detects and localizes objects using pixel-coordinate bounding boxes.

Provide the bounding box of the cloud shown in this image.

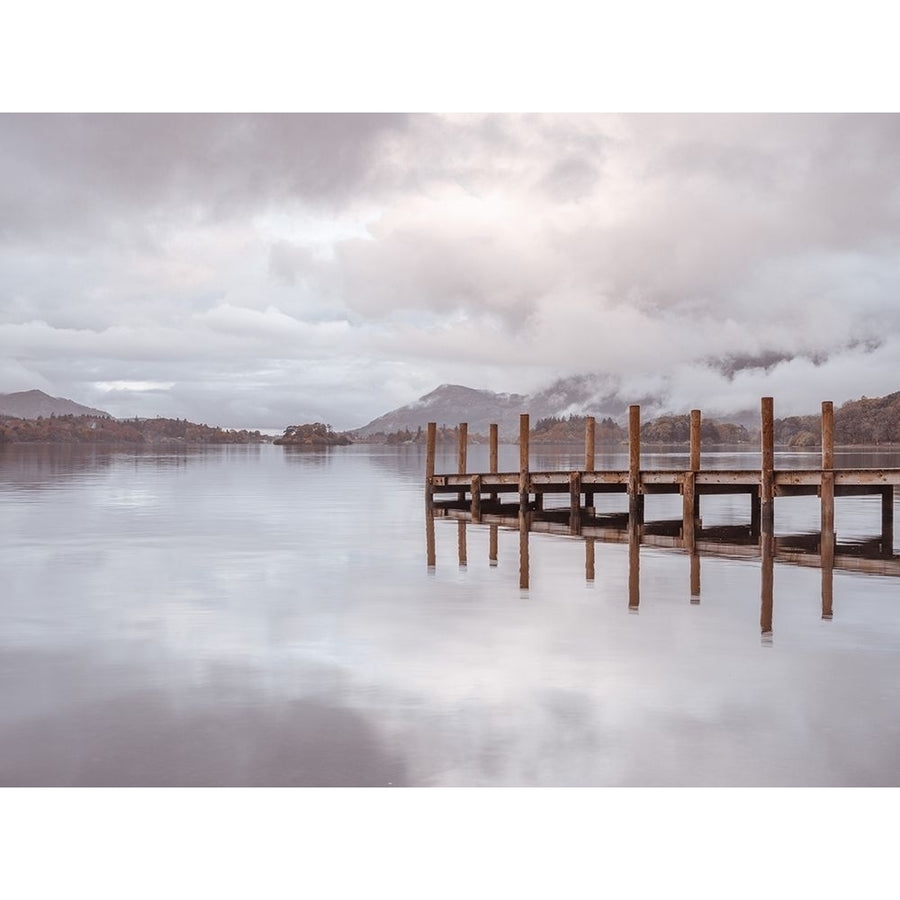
[2,113,900,427]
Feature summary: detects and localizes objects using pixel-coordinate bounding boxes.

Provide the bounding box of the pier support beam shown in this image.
[457,422,468,503]
[489,423,499,505]
[425,422,436,517]
[519,413,530,518]
[584,416,595,512]
[569,471,582,535]
[628,404,644,524]
[470,474,482,522]
[821,401,835,558]
[683,408,701,546]
[761,397,775,532]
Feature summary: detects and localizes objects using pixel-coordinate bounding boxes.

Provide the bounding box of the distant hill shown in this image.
[0,389,111,419]
[353,376,629,438]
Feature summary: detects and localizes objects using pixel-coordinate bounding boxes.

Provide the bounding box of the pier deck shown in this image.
[425,399,897,555]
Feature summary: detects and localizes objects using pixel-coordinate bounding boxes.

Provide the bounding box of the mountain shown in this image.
[355,385,528,437]
[353,375,638,438]
[0,390,111,419]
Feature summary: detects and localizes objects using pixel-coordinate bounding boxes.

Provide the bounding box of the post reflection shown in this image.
[426,510,436,570]
[690,551,700,604]
[628,522,640,611]
[458,521,467,568]
[821,528,834,621]
[760,531,774,642]
[519,512,529,591]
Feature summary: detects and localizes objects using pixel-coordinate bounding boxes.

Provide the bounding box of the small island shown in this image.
[273,423,353,446]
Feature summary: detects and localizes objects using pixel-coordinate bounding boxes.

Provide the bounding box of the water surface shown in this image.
[2,443,900,786]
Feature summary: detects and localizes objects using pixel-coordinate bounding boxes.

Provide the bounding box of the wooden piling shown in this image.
[519,511,529,590]
[682,409,701,548]
[761,397,775,531]
[425,422,436,516]
[457,422,468,503]
[489,423,499,504]
[821,401,835,559]
[585,538,595,582]
[519,413,530,517]
[569,471,582,535]
[426,508,436,569]
[470,474,482,522]
[489,524,498,566]
[628,405,643,523]
[584,416,595,511]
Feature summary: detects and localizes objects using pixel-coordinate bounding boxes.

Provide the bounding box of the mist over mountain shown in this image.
[0,390,111,419]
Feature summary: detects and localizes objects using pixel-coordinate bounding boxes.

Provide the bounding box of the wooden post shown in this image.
[489,524,498,567]
[519,413,530,517]
[821,401,834,471]
[585,538,595,582]
[761,397,775,532]
[584,416,595,512]
[425,422,436,514]
[628,405,643,523]
[457,422,468,503]
[489,423,499,505]
[821,401,835,558]
[569,471,582,535]
[690,408,701,517]
[471,474,482,522]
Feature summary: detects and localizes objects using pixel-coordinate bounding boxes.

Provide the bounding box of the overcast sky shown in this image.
[2,112,899,429]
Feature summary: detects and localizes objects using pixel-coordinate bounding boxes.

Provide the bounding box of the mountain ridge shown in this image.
[0,389,112,419]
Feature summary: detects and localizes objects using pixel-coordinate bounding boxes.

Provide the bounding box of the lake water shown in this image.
[2,441,900,786]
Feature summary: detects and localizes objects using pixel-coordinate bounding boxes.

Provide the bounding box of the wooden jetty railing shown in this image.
[425,397,898,556]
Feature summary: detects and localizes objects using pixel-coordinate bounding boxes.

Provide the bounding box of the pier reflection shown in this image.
[428,505,900,632]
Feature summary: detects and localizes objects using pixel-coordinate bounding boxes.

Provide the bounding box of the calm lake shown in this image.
[2,441,900,786]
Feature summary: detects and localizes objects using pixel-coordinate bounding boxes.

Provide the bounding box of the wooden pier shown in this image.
[425,397,898,562]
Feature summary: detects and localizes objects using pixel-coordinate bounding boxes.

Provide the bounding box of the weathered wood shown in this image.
[585,538,595,582]
[690,409,702,471]
[470,474,482,522]
[457,422,468,503]
[426,422,437,514]
[821,401,834,471]
[584,416,596,509]
[519,414,530,517]
[761,397,775,530]
[628,405,643,523]
[489,423,499,503]
[569,471,582,535]
[489,524,498,566]
[682,470,696,548]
